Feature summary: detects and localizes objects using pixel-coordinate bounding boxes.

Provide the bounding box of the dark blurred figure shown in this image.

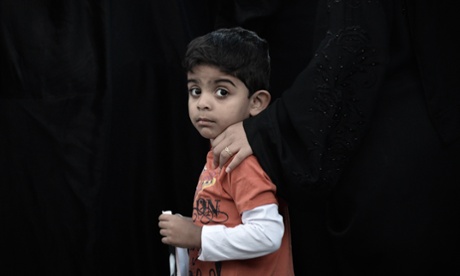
[0,1,214,275]
[212,0,460,275]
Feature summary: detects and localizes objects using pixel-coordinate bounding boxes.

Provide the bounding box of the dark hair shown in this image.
[183,27,270,96]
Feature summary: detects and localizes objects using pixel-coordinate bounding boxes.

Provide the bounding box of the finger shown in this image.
[161,236,170,245]
[158,214,170,221]
[211,131,225,147]
[219,146,231,168]
[212,141,226,169]
[225,153,242,173]
[211,133,223,152]
[225,147,252,173]
[212,154,219,169]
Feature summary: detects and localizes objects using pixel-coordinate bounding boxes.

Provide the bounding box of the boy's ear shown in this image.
[249,90,271,116]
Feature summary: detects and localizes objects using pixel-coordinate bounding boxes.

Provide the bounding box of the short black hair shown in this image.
[183,27,270,96]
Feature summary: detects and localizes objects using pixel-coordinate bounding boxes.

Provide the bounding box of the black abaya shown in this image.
[0,1,214,275]
[219,0,460,274]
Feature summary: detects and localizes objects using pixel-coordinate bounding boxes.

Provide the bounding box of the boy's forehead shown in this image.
[189,64,221,73]
[188,64,232,79]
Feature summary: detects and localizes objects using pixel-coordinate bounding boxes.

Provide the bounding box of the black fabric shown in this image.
[405,0,460,144]
[1,1,214,275]
[2,1,459,275]
[224,0,460,275]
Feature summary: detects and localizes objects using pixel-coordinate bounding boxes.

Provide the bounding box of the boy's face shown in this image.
[187,64,252,139]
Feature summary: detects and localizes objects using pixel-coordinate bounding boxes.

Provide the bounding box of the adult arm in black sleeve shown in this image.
[243,1,390,201]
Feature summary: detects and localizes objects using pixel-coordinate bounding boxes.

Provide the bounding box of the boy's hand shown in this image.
[158,213,202,249]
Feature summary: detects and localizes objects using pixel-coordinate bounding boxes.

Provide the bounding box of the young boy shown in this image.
[158,27,294,276]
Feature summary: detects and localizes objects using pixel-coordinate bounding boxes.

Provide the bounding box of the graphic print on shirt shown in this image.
[189,248,222,276]
[193,167,229,225]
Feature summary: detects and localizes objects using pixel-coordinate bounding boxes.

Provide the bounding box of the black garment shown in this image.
[0,1,214,275]
[220,0,460,274]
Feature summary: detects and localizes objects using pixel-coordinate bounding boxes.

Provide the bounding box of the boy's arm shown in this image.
[198,203,284,261]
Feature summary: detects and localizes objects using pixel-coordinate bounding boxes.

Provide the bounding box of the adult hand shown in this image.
[158,213,201,249]
[211,122,253,173]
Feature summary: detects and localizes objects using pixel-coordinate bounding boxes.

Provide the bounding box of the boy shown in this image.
[158,27,294,276]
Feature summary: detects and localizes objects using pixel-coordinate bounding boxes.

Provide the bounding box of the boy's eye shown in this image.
[189,87,201,96]
[215,88,229,97]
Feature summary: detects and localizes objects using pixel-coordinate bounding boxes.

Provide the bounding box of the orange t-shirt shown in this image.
[188,151,294,276]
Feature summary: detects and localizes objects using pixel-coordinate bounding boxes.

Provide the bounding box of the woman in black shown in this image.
[211,1,460,274]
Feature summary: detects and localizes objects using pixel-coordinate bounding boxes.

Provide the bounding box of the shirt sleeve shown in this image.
[243,1,389,198]
[198,203,284,261]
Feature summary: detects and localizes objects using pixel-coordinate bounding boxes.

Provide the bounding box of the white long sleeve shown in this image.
[198,203,284,261]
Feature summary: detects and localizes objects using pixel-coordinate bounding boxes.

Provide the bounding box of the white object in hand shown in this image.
[162,210,175,276]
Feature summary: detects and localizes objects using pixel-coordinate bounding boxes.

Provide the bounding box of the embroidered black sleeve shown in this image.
[305,25,380,189]
[244,0,387,198]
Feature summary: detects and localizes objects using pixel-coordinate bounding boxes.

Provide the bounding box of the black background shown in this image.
[1,1,213,275]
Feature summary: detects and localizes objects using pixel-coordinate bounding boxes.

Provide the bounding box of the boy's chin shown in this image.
[198,131,217,140]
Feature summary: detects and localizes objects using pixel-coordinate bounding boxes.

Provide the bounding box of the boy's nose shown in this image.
[197,94,212,110]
